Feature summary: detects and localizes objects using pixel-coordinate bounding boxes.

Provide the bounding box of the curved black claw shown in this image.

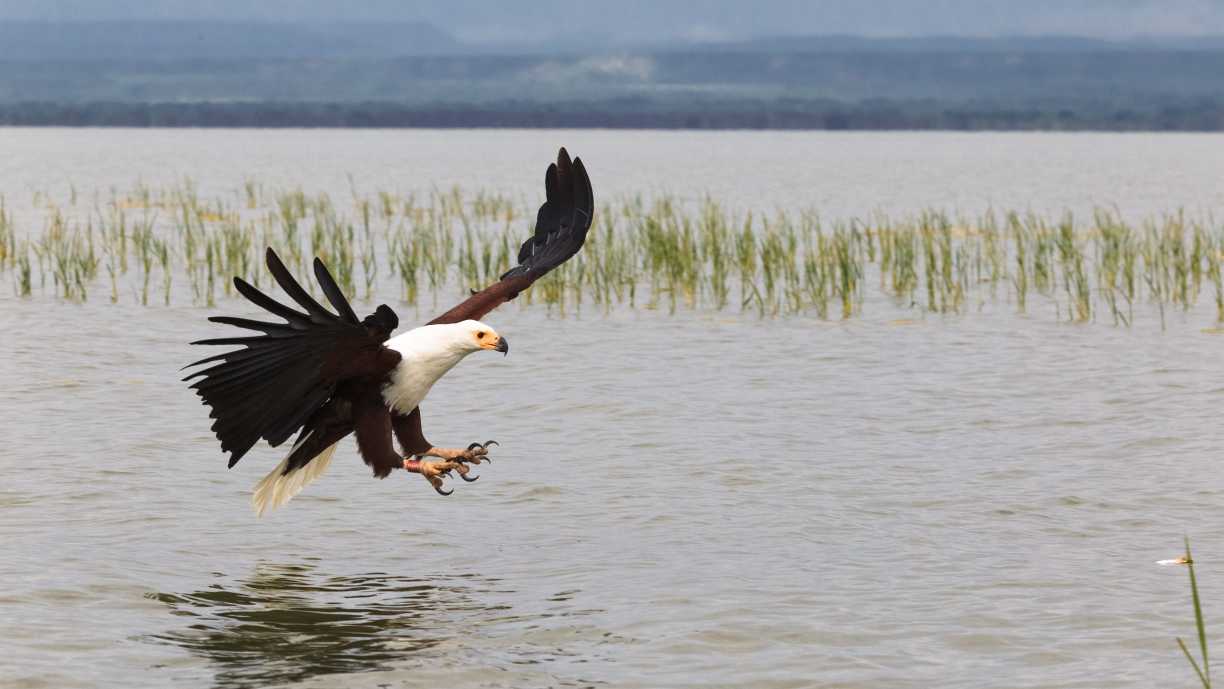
[462,439,497,463]
[459,472,480,483]
[433,484,453,496]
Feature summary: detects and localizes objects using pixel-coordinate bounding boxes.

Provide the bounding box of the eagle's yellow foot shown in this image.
[402,441,496,496]
[424,440,496,465]
[402,458,462,496]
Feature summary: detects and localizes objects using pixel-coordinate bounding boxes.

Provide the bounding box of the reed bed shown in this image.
[4,180,1224,325]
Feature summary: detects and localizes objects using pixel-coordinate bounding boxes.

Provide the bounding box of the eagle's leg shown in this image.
[399,443,495,495]
[392,408,495,495]
[415,442,495,482]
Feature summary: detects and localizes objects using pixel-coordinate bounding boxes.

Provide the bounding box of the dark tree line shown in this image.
[2,100,1223,131]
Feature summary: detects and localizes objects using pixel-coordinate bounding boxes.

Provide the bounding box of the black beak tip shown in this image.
[496,337,509,355]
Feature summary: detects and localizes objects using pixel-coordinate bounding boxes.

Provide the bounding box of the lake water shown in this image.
[2,129,1224,689]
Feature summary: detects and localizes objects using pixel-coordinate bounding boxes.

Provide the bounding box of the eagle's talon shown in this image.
[450,443,492,462]
[404,458,463,495]
[453,462,478,481]
[402,443,494,493]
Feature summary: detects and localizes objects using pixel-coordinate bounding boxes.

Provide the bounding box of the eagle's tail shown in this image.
[251,432,339,517]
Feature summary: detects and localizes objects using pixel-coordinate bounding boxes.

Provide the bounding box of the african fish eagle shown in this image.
[184,148,593,515]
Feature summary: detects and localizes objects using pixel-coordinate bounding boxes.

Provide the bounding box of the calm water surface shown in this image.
[2,129,1224,688]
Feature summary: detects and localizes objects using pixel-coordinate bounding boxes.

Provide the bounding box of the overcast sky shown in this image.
[2,0,1224,43]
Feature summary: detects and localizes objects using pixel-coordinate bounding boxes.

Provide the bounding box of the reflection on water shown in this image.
[146,561,506,688]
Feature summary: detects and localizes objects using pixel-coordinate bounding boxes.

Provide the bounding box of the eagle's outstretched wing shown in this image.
[185,248,401,468]
[428,147,594,325]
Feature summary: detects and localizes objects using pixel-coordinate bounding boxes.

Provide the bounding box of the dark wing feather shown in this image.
[205,315,301,335]
[231,276,311,325]
[185,247,402,468]
[429,147,594,325]
[315,257,360,324]
[264,249,333,323]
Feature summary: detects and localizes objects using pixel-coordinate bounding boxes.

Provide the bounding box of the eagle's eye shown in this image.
[476,331,486,339]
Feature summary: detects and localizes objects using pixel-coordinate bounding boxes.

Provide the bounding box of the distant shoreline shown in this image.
[5,35,1224,133]
[3,101,1224,131]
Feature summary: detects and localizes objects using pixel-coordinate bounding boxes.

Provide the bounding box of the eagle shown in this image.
[184,148,593,515]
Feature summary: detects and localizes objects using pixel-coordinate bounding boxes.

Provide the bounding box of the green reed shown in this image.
[1011,213,1030,313]
[36,209,98,301]
[0,196,14,269]
[15,241,31,296]
[1055,218,1091,322]
[1177,538,1211,689]
[5,179,1224,325]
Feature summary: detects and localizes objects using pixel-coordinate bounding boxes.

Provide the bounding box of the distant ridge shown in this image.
[3,29,1224,131]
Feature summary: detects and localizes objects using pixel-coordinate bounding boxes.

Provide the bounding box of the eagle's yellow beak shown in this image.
[476,330,509,355]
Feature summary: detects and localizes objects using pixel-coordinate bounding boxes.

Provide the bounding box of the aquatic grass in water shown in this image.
[0,196,15,269]
[5,179,1224,325]
[36,208,98,301]
[1175,538,1211,689]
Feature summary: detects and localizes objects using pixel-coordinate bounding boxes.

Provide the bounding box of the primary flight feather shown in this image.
[184,148,594,514]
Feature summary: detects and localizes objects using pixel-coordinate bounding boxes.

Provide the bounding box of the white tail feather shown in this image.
[251,435,339,517]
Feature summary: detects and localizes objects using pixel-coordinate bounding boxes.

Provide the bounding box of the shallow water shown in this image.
[2,129,1224,688]
[3,128,1224,221]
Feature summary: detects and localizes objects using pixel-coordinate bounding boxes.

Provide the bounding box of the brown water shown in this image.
[2,129,1224,688]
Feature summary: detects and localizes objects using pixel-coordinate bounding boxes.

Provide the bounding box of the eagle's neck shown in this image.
[380,326,473,413]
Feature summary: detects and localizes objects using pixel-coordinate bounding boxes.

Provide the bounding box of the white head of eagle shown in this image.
[379,319,508,416]
[437,319,509,357]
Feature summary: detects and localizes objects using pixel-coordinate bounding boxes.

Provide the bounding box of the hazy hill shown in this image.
[2,24,1223,130]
